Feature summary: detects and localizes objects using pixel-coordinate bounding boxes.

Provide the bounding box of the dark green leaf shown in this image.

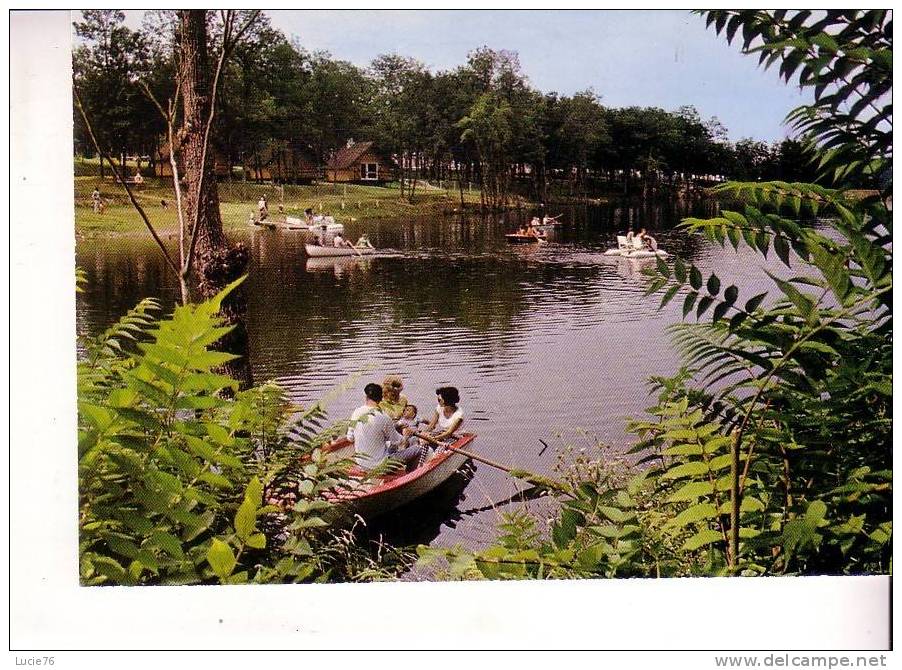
[707,274,721,296]
[682,292,698,318]
[689,266,703,290]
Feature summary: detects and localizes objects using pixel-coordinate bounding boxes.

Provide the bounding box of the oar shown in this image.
[439,442,572,495]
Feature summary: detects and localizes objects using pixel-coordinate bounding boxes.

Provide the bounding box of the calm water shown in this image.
[76,199,780,552]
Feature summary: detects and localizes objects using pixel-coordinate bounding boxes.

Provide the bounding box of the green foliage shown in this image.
[701,10,891,192]
[78,282,402,585]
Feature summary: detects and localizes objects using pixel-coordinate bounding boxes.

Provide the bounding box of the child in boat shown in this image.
[396,404,425,432]
[396,404,424,455]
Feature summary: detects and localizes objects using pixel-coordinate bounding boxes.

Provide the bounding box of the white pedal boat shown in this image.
[283,215,345,235]
[604,235,669,258]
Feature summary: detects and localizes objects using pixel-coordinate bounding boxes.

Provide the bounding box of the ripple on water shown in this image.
[79,202,783,552]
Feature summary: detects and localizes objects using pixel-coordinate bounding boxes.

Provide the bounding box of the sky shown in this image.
[118,9,812,142]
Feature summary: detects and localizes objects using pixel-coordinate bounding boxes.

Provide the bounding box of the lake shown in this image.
[76,198,782,554]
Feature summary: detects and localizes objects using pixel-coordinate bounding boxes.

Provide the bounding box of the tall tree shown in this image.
[176,9,256,388]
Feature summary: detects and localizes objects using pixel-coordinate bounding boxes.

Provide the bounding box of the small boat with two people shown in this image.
[605,228,669,258]
[506,219,548,244]
[305,232,377,257]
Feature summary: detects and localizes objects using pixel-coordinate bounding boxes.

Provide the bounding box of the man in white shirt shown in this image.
[347,383,421,471]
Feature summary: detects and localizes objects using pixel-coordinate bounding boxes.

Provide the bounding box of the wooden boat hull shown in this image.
[505,234,547,244]
[305,244,376,257]
[322,433,476,520]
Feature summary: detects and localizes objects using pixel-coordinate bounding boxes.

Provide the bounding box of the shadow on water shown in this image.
[356,462,479,548]
[355,461,553,552]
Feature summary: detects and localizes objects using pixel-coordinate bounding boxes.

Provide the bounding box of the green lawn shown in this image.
[74,168,486,237]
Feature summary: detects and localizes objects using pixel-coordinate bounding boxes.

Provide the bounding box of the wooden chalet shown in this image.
[153,142,231,180]
[245,141,320,184]
[325,140,396,184]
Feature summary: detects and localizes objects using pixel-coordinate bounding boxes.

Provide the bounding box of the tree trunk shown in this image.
[177,9,253,389]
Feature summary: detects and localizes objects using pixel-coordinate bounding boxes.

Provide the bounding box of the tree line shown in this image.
[74,9,822,209]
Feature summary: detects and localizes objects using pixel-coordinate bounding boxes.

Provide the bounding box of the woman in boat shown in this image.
[380,375,409,421]
[415,386,464,448]
[525,221,540,238]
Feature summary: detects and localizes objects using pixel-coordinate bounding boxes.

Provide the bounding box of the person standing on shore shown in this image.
[91,186,103,214]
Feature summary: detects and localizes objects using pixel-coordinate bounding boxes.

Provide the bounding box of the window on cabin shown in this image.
[360,163,378,180]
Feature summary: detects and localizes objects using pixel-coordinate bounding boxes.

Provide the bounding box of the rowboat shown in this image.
[321,433,477,520]
[305,243,377,257]
[505,233,547,244]
[304,256,368,273]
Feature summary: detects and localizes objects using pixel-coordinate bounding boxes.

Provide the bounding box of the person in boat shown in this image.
[414,386,464,450]
[396,404,422,431]
[347,383,422,471]
[380,375,409,421]
[304,208,315,226]
[355,234,374,249]
[636,227,658,251]
[258,195,268,221]
[530,216,541,227]
[542,213,562,225]
[625,228,635,244]
[333,232,355,249]
[524,221,540,238]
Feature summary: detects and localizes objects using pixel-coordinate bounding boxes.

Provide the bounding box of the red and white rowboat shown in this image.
[322,433,477,520]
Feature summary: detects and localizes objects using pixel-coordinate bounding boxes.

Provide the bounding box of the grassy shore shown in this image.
[74,159,491,237]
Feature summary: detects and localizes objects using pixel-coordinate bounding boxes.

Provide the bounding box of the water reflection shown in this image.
[78,198,750,552]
